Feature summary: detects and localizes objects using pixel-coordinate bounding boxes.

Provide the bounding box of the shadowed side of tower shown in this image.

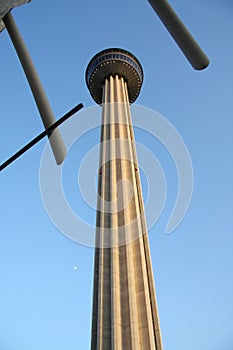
[86,49,163,350]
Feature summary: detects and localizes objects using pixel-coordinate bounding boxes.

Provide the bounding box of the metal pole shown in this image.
[147,0,209,70]
[0,103,83,172]
[3,11,67,164]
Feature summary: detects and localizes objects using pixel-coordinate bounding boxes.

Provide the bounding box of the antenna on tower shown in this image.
[147,0,209,70]
[0,0,68,164]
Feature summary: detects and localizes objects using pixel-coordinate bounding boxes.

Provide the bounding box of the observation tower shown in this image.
[86,48,163,350]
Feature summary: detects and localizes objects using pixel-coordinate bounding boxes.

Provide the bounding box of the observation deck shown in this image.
[86,48,143,104]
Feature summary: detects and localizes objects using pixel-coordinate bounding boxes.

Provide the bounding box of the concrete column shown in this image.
[91,75,163,350]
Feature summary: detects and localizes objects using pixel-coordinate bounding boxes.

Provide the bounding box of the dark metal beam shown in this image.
[0,103,83,172]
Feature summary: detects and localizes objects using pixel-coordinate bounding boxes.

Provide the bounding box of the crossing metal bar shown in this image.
[0,103,83,172]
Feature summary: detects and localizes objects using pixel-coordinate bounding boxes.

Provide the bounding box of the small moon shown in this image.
[73,266,78,271]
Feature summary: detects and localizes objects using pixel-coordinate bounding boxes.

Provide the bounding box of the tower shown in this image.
[86,48,163,350]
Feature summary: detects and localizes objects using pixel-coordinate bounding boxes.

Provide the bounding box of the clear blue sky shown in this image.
[0,0,233,349]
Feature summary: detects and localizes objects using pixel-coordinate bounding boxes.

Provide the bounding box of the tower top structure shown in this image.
[85,48,143,104]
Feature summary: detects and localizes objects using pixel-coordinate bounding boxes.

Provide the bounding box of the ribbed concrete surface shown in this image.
[91,75,163,350]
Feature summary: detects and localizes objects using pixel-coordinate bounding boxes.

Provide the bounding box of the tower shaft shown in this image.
[91,75,163,349]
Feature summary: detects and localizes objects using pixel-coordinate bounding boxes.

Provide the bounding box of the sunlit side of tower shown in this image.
[86,48,163,350]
